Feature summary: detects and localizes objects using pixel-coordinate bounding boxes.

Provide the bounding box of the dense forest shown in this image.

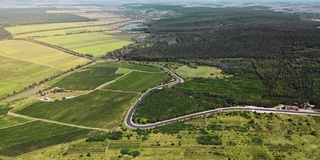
[108,4,320,114]
[117,6,320,60]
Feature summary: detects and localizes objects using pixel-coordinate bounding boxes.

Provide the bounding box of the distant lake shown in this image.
[118,23,148,31]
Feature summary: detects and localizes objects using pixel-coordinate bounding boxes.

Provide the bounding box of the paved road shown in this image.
[125,68,320,129]
[125,67,184,129]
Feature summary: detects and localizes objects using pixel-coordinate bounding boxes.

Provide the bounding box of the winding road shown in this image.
[125,67,320,129]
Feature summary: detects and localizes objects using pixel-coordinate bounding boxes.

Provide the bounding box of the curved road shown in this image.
[126,67,320,129]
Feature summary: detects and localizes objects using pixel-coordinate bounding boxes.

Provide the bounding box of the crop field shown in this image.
[175,65,227,79]
[104,71,171,92]
[13,26,112,39]
[17,90,139,129]
[0,115,29,129]
[19,112,320,159]
[0,121,91,157]
[102,62,163,72]
[53,66,121,90]
[5,23,80,34]
[37,32,132,57]
[0,40,90,98]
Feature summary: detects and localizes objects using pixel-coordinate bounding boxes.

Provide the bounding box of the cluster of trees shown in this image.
[196,135,222,145]
[120,149,140,158]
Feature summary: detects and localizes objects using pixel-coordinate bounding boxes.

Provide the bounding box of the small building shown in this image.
[282,105,299,111]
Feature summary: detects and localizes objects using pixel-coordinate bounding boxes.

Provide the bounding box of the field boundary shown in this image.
[11,20,132,36]
[8,111,108,132]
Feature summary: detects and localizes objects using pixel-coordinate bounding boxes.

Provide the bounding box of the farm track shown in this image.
[7,111,109,131]
[12,20,132,36]
[15,38,94,60]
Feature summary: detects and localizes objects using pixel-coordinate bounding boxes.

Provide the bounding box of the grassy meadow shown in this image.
[17,90,139,129]
[37,32,132,57]
[0,121,91,157]
[175,65,227,79]
[104,71,171,92]
[0,40,90,98]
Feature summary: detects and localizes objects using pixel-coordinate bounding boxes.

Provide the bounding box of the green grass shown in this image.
[175,74,266,97]
[94,62,163,73]
[115,68,132,75]
[12,112,320,159]
[0,115,29,128]
[0,121,91,157]
[17,90,139,129]
[104,71,171,92]
[0,40,90,98]
[175,65,227,79]
[0,107,11,116]
[53,66,121,90]
[37,32,132,57]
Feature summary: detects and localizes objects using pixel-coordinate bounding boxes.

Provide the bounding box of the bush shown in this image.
[120,149,140,158]
[196,135,222,145]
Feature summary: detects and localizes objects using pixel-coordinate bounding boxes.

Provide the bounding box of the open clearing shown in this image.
[0,121,91,157]
[0,40,90,98]
[175,65,227,79]
[104,71,171,92]
[17,90,139,129]
[37,32,132,57]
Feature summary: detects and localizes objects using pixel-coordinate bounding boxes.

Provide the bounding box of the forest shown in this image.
[108,4,320,111]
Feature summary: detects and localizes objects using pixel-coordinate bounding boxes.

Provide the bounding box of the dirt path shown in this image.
[1,85,48,103]
[8,111,108,132]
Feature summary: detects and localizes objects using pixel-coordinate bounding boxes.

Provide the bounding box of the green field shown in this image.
[17,90,139,129]
[13,26,112,39]
[53,66,121,90]
[17,112,320,160]
[175,65,227,79]
[0,115,29,129]
[101,62,163,72]
[5,23,81,34]
[37,32,132,57]
[0,121,91,157]
[0,40,90,98]
[104,71,171,92]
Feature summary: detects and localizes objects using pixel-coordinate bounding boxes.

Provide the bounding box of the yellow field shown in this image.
[37,31,132,57]
[13,26,112,39]
[5,20,128,35]
[0,40,90,98]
